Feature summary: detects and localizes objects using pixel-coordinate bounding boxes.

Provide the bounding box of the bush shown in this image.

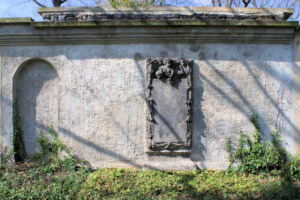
[226,115,300,179]
[31,125,70,164]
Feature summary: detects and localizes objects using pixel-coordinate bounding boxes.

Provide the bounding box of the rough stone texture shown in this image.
[0,46,2,153]
[38,7,293,22]
[294,31,300,155]
[146,58,193,154]
[0,11,298,169]
[0,23,296,46]
[0,41,295,169]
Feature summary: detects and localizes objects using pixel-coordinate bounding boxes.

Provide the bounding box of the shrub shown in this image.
[226,115,300,179]
[31,125,70,164]
[12,100,26,162]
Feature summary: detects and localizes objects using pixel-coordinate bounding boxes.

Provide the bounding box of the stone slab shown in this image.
[37,6,293,22]
[146,58,193,154]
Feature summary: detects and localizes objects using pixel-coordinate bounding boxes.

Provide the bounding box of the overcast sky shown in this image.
[0,0,299,21]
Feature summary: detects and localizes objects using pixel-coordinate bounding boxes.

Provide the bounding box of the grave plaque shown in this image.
[146,58,193,155]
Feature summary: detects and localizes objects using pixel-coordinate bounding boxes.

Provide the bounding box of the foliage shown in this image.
[79,168,300,200]
[190,170,300,200]
[226,114,300,179]
[31,125,70,164]
[12,100,26,162]
[0,124,93,199]
[0,159,92,200]
[78,168,194,199]
[4,115,299,199]
[0,164,298,199]
[0,151,13,169]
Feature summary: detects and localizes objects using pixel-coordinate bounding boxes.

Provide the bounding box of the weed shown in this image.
[0,151,13,169]
[31,125,70,165]
[226,114,300,179]
[12,100,26,162]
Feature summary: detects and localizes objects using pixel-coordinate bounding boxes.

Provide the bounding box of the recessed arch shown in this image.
[13,58,59,157]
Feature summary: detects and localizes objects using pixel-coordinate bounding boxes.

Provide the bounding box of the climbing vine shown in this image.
[12,100,26,162]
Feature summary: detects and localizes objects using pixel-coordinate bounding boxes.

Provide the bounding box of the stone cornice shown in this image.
[0,20,297,46]
[31,20,298,27]
[38,6,294,22]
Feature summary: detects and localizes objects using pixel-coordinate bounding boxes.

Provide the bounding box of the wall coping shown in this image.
[0,18,298,27]
[0,7,298,46]
[37,6,294,22]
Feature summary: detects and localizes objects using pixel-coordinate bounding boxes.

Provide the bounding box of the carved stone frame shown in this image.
[146,58,193,155]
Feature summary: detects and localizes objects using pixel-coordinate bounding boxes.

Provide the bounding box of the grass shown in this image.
[0,159,299,200]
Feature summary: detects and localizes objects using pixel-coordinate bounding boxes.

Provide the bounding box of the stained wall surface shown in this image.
[294,31,300,155]
[14,60,58,155]
[0,40,295,170]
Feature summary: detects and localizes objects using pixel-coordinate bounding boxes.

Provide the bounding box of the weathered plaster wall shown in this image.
[0,45,2,153]
[294,31,300,155]
[0,41,295,169]
[14,60,59,155]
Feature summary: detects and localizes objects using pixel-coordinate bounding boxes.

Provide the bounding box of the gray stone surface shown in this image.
[294,31,300,155]
[0,42,295,169]
[0,16,298,169]
[38,7,293,22]
[146,58,193,154]
[151,79,188,145]
[14,60,58,155]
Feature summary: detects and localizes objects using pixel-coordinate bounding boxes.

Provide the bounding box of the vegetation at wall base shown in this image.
[0,163,299,200]
[12,100,27,163]
[226,114,300,180]
[1,120,299,199]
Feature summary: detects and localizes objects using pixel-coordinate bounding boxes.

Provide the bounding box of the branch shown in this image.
[217,0,221,7]
[211,0,215,7]
[233,0,241,7]
[52,0,68,7]
[225,0,229,7]
[252,0,258,8]
[32,0,46,7]
[242,0,251,7]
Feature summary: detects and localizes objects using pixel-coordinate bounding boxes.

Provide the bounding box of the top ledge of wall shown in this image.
[30,20,298,28]
[37,6,293,23]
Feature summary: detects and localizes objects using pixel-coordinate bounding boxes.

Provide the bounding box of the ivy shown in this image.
[226,114,300,179]
[32,125,71,165]
[12,100,26,162]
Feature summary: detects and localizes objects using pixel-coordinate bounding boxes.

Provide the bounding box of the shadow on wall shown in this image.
[1,42,297,167]
[13,59,59,156]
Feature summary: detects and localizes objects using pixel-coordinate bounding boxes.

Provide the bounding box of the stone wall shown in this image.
[0,41,296,169]
[294,30,300,155]
[0,9,298,169]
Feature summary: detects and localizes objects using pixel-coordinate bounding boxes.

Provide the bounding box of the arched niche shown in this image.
[13,59,59,156]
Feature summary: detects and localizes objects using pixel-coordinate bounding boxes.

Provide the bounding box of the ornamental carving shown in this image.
[146,58,193,155]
